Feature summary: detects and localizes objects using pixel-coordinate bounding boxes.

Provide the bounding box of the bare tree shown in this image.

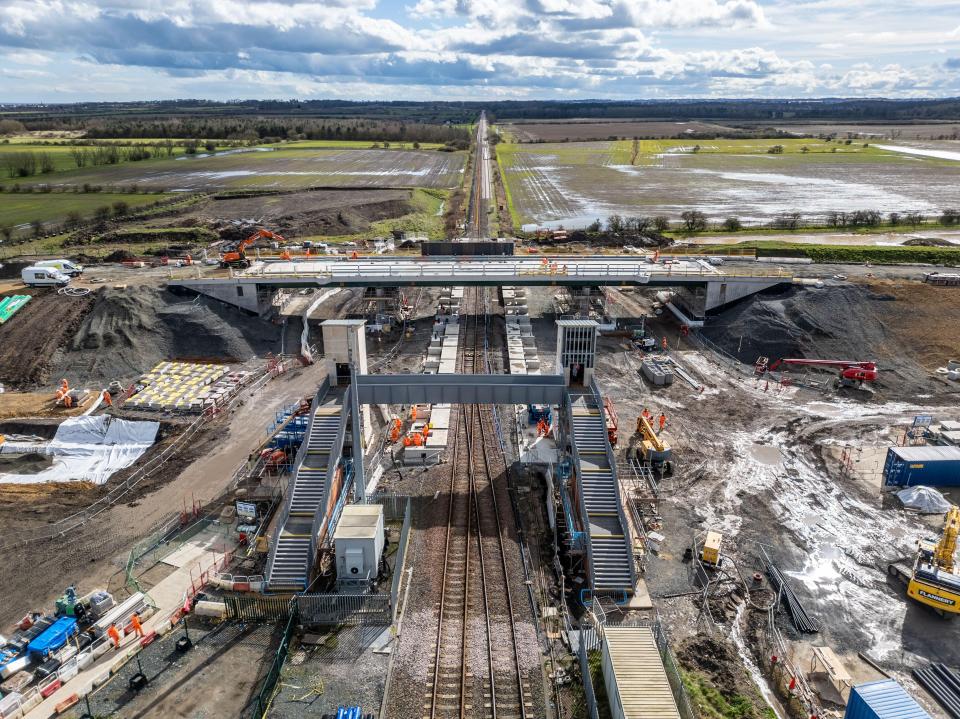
[64,210,83,229]
[680,210,707,232]
[941,209,960,226]
[70,146,89,168]
[653,216,670,232]
[723,217,742,232]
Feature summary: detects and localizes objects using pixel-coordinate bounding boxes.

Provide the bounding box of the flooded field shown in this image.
[498,140,960,228]
[34,146,466,191]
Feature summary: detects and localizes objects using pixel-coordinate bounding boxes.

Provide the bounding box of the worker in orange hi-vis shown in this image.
[63,394,73,409]
[642,407,651,421]
[130,613,144,638]
[661,336,668,350]
[102,390,113,407]
[658,413,667,433]
[60,378,69,391]
[107,624,121,649]
[410,405,418,422]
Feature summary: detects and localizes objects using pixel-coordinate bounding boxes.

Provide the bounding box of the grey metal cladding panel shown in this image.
[355,373,567,405]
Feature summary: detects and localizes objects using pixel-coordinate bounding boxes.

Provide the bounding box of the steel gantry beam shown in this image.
[354,373,567,406]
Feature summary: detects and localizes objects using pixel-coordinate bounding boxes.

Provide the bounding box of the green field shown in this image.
[0,192,170,230]
[284,139,446,150]
[0,137,452,187]
[0,141,207,176]
[0,144,466,192]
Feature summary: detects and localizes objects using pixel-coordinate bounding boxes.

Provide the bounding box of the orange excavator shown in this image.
[220,229,286,269]
[769,358,878,388]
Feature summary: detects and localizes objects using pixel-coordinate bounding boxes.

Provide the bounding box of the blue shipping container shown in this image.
[882,446,960,487]
[27,617,77,660]
[844,680,930,719]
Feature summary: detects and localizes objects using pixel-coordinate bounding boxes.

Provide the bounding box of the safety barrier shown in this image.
[0,606,163,719]
[245,608,299,719]
[386,497,413,620]
[224,593,296,621]
[296,593,391,626]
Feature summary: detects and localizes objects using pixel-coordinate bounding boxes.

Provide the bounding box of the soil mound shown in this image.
[54,286,281,386]
[0,290,95,389]
[701,283,950,398]
[902,236,954,247]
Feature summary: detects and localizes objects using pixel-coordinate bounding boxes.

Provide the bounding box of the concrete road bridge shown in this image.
[168,254,793,321]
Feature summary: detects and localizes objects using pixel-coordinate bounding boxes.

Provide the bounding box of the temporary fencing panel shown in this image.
[295,593,391,626]
[224,594,295,621]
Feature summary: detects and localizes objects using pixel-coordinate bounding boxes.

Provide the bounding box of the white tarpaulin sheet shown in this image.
[0,415,159,485]
[898,485,953,514]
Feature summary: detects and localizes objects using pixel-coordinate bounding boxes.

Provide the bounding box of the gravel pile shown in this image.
[53,285,281,386]
[701,284,935,398]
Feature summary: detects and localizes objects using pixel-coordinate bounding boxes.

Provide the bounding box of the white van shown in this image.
[35,259,83,277]
[21,266,70,287]
[706,256,725,266]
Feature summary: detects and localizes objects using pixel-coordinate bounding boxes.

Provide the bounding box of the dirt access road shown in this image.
[0,361,326,628]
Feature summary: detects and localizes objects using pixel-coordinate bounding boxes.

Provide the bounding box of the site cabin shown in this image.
[35,259,83,277]
[21,266,70,288]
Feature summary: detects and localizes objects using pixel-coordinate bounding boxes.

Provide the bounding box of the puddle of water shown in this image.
[749,444,784,466]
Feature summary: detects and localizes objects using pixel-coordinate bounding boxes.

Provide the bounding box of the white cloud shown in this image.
[0,0,956,99]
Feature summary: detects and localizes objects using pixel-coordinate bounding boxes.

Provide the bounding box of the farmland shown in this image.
[498,119,743,142]
[0,192,170,231]
[496,138,960,228]
[0,145,465,192]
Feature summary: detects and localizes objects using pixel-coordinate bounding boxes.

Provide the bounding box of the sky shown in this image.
[0,0,959,102]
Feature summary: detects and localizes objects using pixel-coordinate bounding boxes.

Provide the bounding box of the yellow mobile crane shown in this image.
[890,505,960,617]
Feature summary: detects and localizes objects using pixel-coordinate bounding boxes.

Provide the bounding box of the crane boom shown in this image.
[220,228,286,268]
[937,506,960,573]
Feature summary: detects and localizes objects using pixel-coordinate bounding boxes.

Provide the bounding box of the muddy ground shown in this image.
[589,283,960,717]
[63,620,281,719]
[0,289,95,388]
[700,281,960,402]
[183,188,417,238]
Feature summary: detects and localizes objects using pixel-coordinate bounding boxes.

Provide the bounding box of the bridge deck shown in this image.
[227,255,787,288]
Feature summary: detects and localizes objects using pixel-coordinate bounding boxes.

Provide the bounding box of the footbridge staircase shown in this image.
[566,382,637,596]
[265,379,351,592]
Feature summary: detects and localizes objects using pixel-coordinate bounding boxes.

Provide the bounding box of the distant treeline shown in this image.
[6,98,960,125]
[12,112,471,146]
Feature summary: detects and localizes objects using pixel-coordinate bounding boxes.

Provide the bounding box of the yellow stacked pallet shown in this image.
[126,361,230,412]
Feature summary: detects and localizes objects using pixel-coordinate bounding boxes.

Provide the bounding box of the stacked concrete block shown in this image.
[641,357,675,386]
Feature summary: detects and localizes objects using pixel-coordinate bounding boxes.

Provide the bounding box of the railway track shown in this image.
[426,287,529,719]
[466,113,489,239]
